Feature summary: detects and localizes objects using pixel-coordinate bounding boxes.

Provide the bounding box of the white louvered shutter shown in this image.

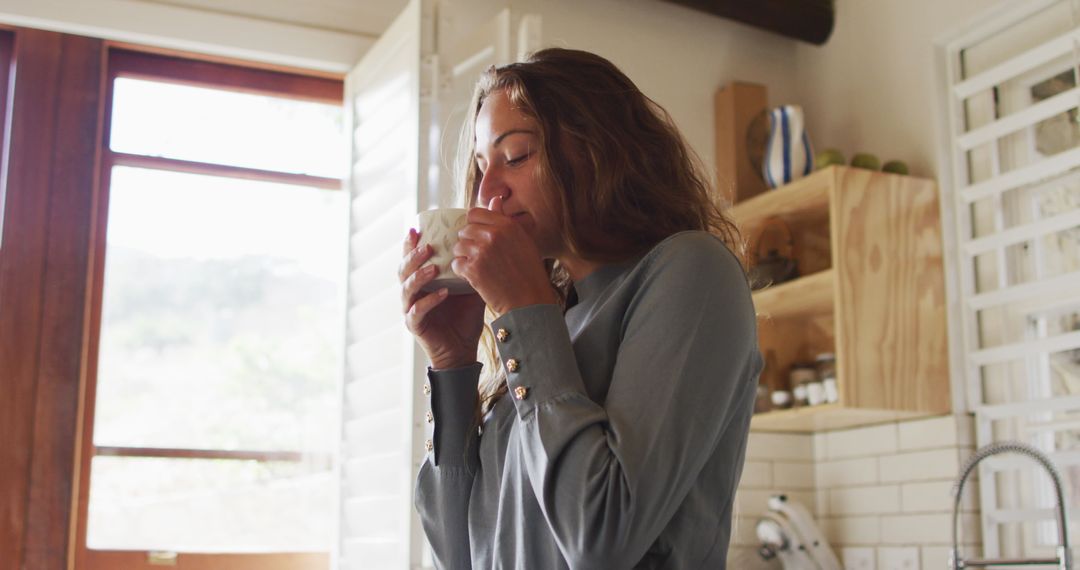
[338,0,434,567]
[337,2,536,568]
[941,0,1080,560]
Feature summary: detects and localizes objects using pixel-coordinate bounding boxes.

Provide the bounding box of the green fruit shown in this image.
[815,148,845,170]
[882,160,909,175]
[850,153,881,170]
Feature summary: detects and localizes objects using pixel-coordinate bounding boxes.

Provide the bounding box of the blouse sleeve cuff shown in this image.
[491,304,588,419]
[426,363,481,467]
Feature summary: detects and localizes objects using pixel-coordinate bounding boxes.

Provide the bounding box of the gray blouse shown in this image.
[414,230,762,569]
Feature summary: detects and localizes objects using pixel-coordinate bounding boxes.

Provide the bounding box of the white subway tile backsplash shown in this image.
[879,449,961,483]
[920,546,952,570]
[823,516,880,545]
[735,488,775,517]
[878,546,920,570]
[736,488,817,519]
[817,489,830,516]
[740,460,774,488]
[729,514,760,546]
[879,513,981,545]
[842,546,876,570]
[747,432,814,460]
[898,415,958,451]
[817,457,880,487]
[814,432,829,461]
[826,424,898,459]
[829,485,901,516]
[733,416,981,566]
[773,461,816,490]
[901,480,976,513]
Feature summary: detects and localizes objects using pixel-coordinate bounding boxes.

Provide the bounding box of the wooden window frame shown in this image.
[74,46,343,570]
[0,28,13,240]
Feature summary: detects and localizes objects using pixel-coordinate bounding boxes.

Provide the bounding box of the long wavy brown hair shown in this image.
[458,48,743,413]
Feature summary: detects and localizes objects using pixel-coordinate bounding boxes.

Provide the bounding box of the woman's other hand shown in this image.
[452,196,558,316]
[399,229,486,369]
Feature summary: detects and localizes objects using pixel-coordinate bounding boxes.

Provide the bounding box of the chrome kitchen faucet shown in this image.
[950,441,1071,569]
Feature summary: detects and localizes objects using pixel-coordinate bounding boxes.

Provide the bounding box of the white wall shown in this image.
[793,0,1001,179]
[429,0,1006,199]
[507,0,803,183]
[0,0,1009,184]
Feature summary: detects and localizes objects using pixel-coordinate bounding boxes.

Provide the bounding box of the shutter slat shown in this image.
[952,27,1080,100]
[967,269,1080,311]
[960,146,1080,203]
[962,208,1080,256]
[968,329,1080,366]
[956,86,1080,151]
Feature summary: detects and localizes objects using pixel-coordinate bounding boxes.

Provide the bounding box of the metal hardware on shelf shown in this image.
[949,441,1071,569]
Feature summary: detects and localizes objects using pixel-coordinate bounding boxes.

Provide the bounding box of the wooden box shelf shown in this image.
[735,166,951,433]
[751,269,834,320]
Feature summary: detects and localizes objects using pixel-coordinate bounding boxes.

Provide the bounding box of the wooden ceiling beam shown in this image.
[659,0,835,45]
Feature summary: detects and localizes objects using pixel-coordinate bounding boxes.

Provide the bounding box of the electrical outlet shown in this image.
[842,546,875,570]
[878,546,919,570]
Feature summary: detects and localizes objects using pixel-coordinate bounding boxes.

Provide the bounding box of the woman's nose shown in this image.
[477,168,507,206]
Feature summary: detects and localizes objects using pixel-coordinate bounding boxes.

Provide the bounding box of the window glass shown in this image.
[109,78,346,178]
[87,456,334,551]
[94,166,347,453]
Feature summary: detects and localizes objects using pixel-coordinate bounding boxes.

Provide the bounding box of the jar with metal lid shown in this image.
[815,352,838,404]
[789,364,816,407]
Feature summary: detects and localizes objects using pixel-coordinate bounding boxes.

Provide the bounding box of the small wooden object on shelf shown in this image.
[735,166,950,433]
[714,81,767,205]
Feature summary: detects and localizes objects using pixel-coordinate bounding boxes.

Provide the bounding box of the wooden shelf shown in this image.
[729,166,951,433]
[752,269,834,320]
[730,165,832,231]
[751,404,929,433]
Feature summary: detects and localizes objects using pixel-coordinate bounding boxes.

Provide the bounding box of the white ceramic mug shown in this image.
[416,208,474,295]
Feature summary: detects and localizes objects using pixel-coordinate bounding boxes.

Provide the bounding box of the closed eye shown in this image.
[506,153,530,167]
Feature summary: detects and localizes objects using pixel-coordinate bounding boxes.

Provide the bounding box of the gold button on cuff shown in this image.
[426,411,434,423]
[425,439,433,451]
[496,328,510,342]
[514,386,529,400]
[422,383,431,396]
[505,358,520,372]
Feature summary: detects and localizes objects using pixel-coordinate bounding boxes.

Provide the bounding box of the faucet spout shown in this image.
[949,441,1071,569]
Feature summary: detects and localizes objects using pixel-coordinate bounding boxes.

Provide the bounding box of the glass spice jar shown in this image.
[789,364,816,407]
[815,352,838,404]
[754,381,772,414]
[763,350,791,410]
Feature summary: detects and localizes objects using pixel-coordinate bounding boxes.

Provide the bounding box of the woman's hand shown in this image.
[452,196,558,316]
[399,229,486,369]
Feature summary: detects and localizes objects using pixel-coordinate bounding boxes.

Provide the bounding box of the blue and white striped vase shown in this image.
[762,105,814,189]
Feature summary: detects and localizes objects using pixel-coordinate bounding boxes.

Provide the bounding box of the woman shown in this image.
[399,48,761,569]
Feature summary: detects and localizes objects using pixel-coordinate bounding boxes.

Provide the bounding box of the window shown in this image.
[940,0,1080,559]
[76,49,346,569]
